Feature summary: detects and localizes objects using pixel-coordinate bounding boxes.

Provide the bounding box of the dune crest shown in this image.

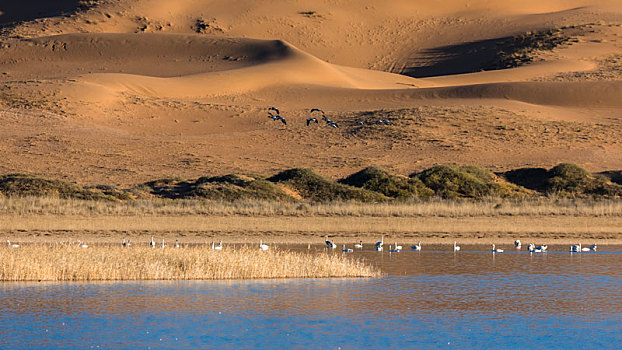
[68,37,426,100]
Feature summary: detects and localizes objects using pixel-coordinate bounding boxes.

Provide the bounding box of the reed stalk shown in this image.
[1,196,621,217]
[0,245,380,281]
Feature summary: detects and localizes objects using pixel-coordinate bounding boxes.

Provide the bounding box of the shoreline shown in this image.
[2,214,621,245]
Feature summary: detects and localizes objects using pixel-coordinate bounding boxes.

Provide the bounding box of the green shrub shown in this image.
[412,165,530,199]
[0,174,127,201]
[193,174,291,201]
[141,174,291,201]
[339,166,433,199]
[268,168,388,202]
[503,163,622,197]
[546,163,622,197]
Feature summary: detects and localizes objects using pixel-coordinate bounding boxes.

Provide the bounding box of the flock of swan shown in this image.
[5,237,600,253]
[324,237,599,254]
[266,107,382,129]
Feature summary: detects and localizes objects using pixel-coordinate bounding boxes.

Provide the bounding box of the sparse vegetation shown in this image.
[339,167,433,199]
[0,174,130,201]
[0,245,380,281]
[412,165,531,199]
[299,11,322,19]
[1,163,620,202]
[485,28,575,70]
[139,174,291,201]
[503,163,622,197]
[267,168,388,202]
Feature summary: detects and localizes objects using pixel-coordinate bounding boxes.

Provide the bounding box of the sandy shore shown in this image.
[3,214,621,245]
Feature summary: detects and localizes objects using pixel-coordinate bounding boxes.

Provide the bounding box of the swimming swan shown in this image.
[491,244,504,253]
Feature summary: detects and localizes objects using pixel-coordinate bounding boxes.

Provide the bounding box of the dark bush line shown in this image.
[1,163,621,202]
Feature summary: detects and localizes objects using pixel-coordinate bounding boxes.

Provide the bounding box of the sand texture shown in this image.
[1,0,621,185]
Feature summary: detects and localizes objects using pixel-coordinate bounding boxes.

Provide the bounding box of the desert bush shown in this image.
[412,165,530,199]
[193,174,291,201]
[268,168,387,202]
[546,163,622,197]
[0,174,126,201]
[140,174,292,201]
[339,166,434,199]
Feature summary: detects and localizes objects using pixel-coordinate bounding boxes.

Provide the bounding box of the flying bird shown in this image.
[306,117,318,126]
[275,115,287,125]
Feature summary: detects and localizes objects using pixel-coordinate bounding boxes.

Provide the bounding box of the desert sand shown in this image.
[0,0,621,187]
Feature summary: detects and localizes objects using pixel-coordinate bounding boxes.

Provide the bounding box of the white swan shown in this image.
[491,244,504,253]
[7,240,19,248]
[514,240,522,249]
[388,244,400,253]
[453,241,460,252]
[174,239,180,248]
[394,242,402,251]
[150,236,156,248]
[259,240,269,251]
[325,236,337,249]
[581,246,591,252]
[354,240,363,249]
[571,243,581,252]
[160,239,165,248]
[375,236,384,251]
[527,243,535,252]
[590,243,597,251]
[411,241,421,251]
[79,242,88,248]
[214,241,223,250]
[342,244,353,253]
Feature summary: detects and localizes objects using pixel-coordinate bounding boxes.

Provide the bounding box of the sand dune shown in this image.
[0,0,622,184]
[69,37,428,100]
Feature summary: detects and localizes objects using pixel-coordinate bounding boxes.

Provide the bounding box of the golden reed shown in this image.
[0,244,380,281]
[1,196,621,218]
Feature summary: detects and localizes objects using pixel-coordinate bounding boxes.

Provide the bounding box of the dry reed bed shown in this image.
[1,197,622,217]
[0,245,380,281]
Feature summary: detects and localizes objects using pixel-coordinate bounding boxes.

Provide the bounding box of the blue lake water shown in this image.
[1,244,621,349]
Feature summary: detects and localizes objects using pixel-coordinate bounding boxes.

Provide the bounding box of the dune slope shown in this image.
[0,0,621,184]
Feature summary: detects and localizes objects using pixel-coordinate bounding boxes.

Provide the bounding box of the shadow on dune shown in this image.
[396,36,516,78]
[396,29,572,78]
[0,0,91,26]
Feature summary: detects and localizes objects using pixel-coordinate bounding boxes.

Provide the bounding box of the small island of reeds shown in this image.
[0,245,380,281]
